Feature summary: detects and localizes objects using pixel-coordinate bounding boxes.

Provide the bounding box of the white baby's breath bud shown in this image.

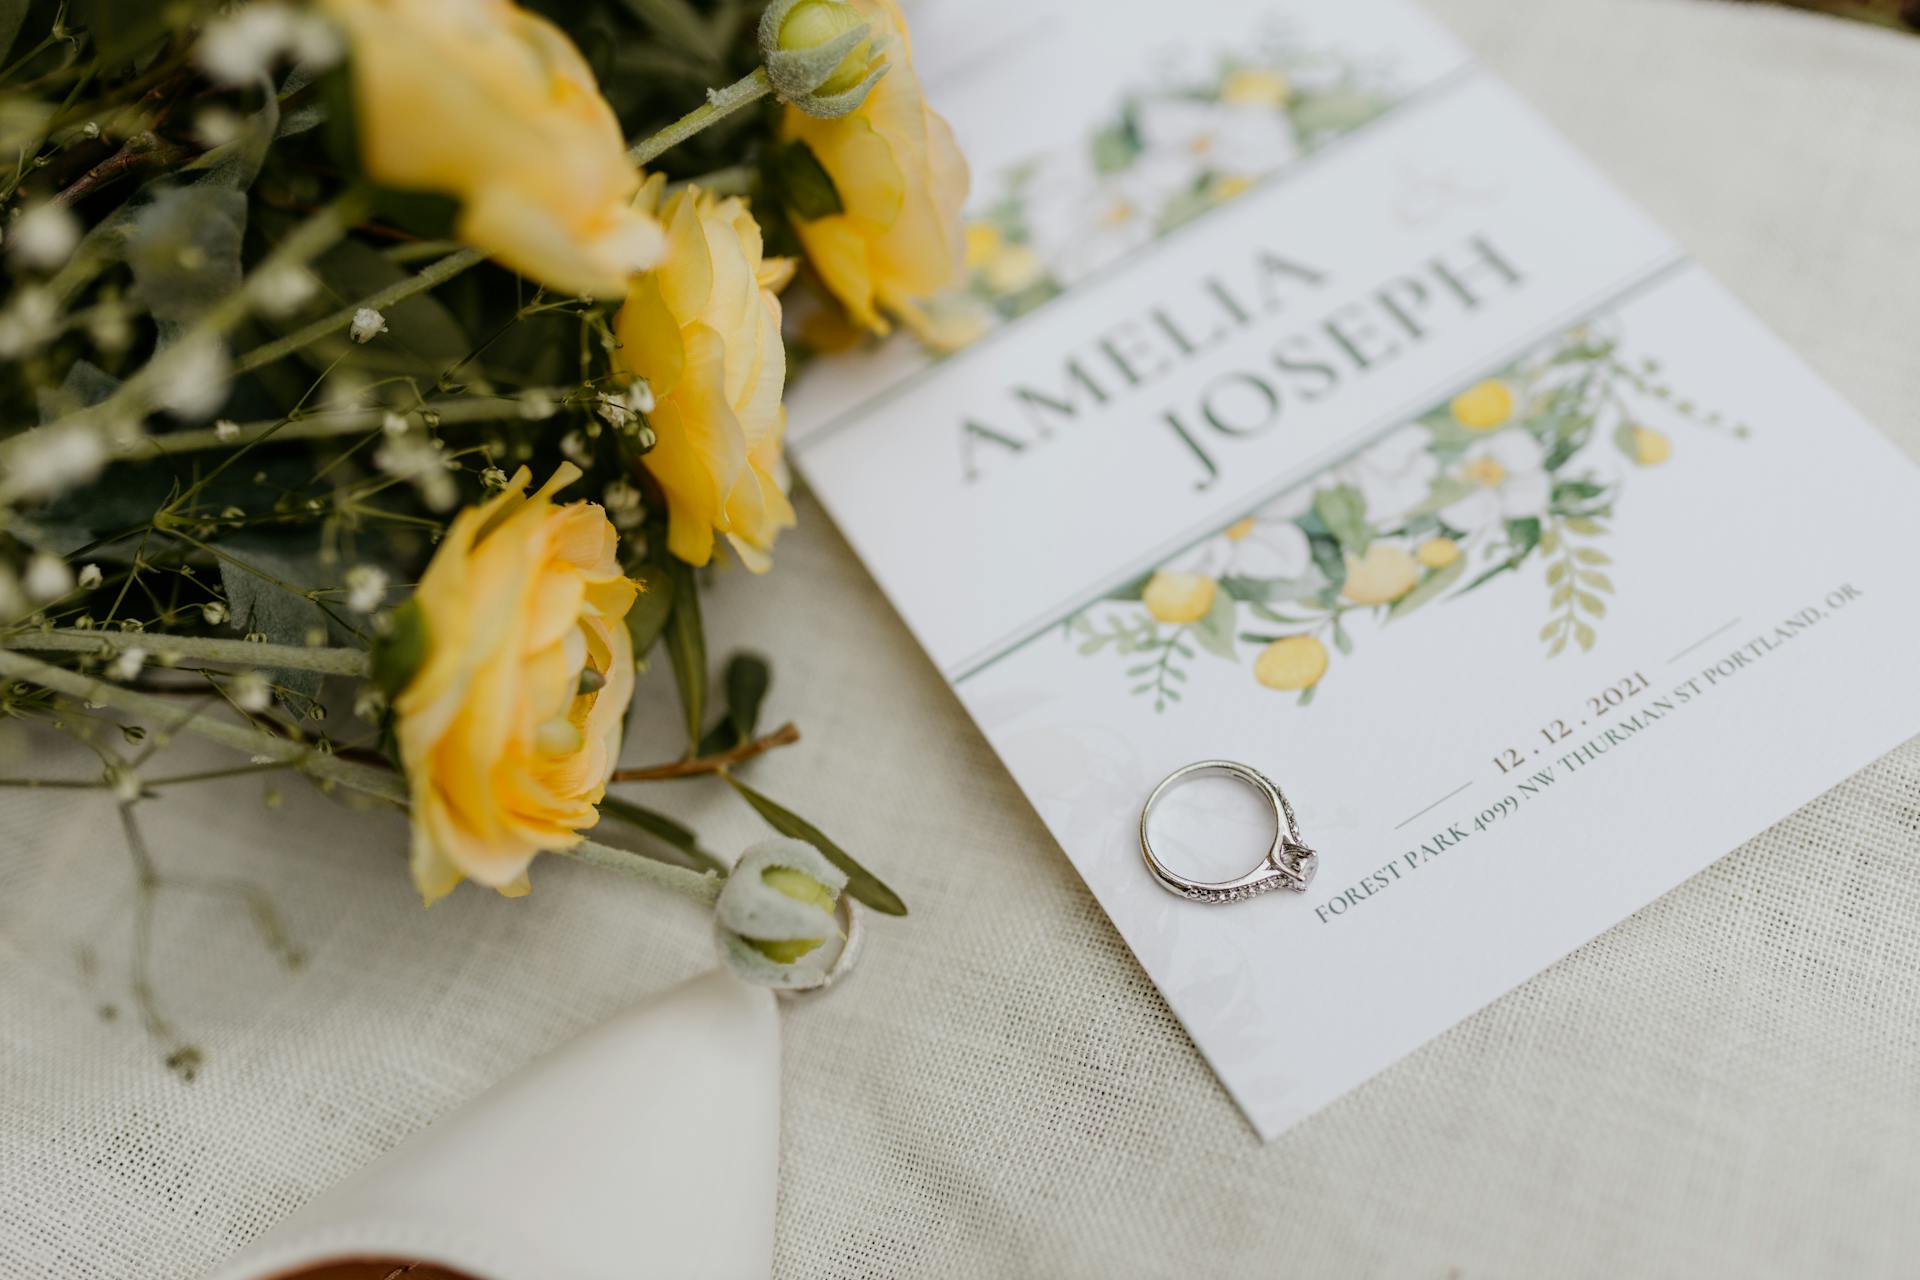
[3,424,107,499]
[286,11,343,68]
[80,121,100,140]
[518,390,557,421]
[595,398,633,430]
[23,554,74,602]
[152,336,232,420]
[108,647,147,682]
[194,106,245,148]
[353,685,387,721]
[230,670,272,712]
[625,380,656,414]
[480,466,509,490]
[196,2,297,86]
[344,565,388,614]
[0,286,59,358]
[380,411,409,436]
[602,479,644,529]
[374,434,457,510]
[77,563,103,589]
[252,262,318,315]
[108,765,143,804]
[214,419,241,442]
[559,429,592,467]
[86,303,132,354]
[202,601,228,624]
[350,307,388,343]
[7,202,81,271]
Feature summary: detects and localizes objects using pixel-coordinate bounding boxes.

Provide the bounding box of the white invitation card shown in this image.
[787,0,1920,1138]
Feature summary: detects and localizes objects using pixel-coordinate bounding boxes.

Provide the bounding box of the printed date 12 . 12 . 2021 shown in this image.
[1491,672,1651,775]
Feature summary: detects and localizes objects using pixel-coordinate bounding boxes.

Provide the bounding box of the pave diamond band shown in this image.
[1139,760,1318,904]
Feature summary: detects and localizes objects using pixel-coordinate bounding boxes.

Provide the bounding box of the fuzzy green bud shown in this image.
[714,838,849,988]
[758,0,888,119]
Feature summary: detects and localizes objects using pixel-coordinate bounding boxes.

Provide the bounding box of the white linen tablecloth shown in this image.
[6,1,1920,1275]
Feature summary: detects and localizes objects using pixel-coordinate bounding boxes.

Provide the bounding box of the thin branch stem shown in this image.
[609,722,801,783]
[4,628,372,675]
[629,67,774,167]
[229,245,487,378]
[114,387,573,459]
[560,838,723,904]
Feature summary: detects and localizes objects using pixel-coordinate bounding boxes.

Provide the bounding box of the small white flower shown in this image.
[252,262,318,315]
[7,202,81,271]
[194,106,245,148]
[343,565,388,613]
[86,304,132,354]
[625,380,656,414]
[77,563,103,589]
[202,602,228,624]
[602,479,644,529]
[380,411,409,436]
[3,424,107,499]
[353,685,387,721]
[374,434,456,510]
[559,430,593,467]
[350,307,387,344]
[286,12,343,69]
[1334,425,1440,526]
[196,3,297,86]
[151,336,232,420]
[596,398,634,430]
[231,670,272,712]
[214,419,241,442]
[480,466,509,490]
[0,286,59,358]
[1439,431,1552,534]
[22,554,73,602]
[518,390,557,421]
[108,647,147,682]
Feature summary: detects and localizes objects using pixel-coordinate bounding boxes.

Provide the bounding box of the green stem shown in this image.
[3,628,371,676]
[229,245,487,378]
[0,648,404,802]
[629,68,774,167]
[561,838,723,904]
[0,649,725,907]
[115,387,573,459]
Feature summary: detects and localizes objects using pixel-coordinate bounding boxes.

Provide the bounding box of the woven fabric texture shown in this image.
[6,1,1920,1276]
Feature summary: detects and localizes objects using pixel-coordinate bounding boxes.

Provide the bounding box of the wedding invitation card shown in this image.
[787,0,1920,1138]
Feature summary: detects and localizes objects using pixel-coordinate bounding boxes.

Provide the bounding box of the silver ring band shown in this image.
[1139,760,1318,903]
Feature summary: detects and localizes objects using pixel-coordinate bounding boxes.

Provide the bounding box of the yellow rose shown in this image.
[1631,425,1672,465]
[395,464,639,905]
[1450,379,1514,431]
[1416,536,1460,569]
[780,0,970,337]
[613,179,798,572]
[1342,543,1419,605]
[1142,570,1216,624]
[324,0,663,298]
[1254,635,1328,691]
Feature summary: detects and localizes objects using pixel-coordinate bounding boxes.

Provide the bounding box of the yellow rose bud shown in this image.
[1631,425,1672,465]
[1341,543,1419,605]
[1142,570,1216,624]
[716,838,849,988]
[779,0,970,339]
[323,0,664,299]
[613,179,798,572]
[393,464,639,905]
[1450,378,1514,431]
[1254,635,1328,691]
[1416,536,1460,569]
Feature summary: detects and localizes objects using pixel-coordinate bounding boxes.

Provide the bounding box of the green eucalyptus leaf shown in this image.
[726,776,906,916]
[1312,485,1370,556]
[1189,586,1238,660]
[625,562,676,665]
[766,139,843,220]
[216,543,334,700]
[597,794,726,874]
[725,652,770,743]
[1386,555,1466,620]
[370,599,429,698]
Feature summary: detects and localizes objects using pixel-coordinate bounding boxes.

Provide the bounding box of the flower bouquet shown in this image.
[0,0,968,1034]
